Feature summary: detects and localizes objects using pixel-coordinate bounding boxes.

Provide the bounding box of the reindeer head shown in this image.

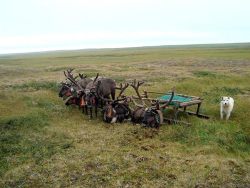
[142,108,162,128]
[59,83,72,97]
[85,89,97,107]
[102,104,116,123]
[64,95,80,106]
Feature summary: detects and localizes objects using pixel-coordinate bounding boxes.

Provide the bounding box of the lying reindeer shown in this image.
[130,80,175,128]
[102,101,131,123]
[101,83,131,123]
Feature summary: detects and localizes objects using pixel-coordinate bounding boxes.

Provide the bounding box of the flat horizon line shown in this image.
[1,42,250,56]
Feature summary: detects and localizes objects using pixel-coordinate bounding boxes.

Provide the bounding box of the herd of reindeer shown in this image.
[58,69,175,128]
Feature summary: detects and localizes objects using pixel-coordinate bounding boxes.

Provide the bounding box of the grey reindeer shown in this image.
[84,73,116,118]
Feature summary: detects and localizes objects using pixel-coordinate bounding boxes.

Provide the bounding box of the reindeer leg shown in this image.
[90,106,93,119]
[111,89,116,100]
[101,100,103,108]
[95,99,98,117]
[78,100,81,110]
[95,105,98,117]
[85,106,88,116]
[82,105,85,114]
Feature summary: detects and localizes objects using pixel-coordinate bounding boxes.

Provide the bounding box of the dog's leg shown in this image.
[226,112,231,120]
[220,106,224,120]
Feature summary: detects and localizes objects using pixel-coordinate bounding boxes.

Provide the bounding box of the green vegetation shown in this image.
[0,43,250,187]
[10,81,59,92]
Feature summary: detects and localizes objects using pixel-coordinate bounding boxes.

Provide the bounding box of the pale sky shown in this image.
[0,0,250,54]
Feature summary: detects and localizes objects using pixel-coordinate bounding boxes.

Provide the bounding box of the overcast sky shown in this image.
[0,0,250,54]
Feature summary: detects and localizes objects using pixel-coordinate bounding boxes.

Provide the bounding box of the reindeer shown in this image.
[129,80,146,124]
[85,73,116,100]
[62,69,87,112]
[83,74,101,118]
[58,69,76,98]
[58,82,73,98]
[78,73,92,89]
[130,80,175,128]
[101,83,131,123]
[84,73,116,118]
[63,69,92,91]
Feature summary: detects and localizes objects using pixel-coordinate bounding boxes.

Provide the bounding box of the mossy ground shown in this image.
[0,44,250,187]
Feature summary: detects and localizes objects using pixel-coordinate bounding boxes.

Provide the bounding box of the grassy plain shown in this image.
[0,43,250,187]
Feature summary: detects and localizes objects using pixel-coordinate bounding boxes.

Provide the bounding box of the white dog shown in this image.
[220,96,234,120]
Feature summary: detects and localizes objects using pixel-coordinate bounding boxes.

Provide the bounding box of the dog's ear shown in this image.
[228,97,230,99]
[221,97,224,100]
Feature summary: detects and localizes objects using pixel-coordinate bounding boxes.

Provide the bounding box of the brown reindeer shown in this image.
[62,69,88,113]
[101,83,131,123]
[130,80,175,128]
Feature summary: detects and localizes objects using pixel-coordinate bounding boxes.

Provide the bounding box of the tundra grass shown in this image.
[0,43,250,187]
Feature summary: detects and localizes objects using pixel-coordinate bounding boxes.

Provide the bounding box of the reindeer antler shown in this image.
[130,79,144,99]
[64,69,83,91]
[95,81,130,104]
[159,87,176,109]
[116,83,129,99]
[79,73,87,79]
[130,79,147,107]
[67,68,74,73]
[93,73,99,83]
[66,68,75,79]
[64,68,74,80]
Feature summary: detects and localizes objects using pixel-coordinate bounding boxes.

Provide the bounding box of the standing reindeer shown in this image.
[84,73,116,118]
[58,82,73,98]
[78,73,92,89]
[85,73,116,100]
[62,69,88,112]
[58,69,76,98]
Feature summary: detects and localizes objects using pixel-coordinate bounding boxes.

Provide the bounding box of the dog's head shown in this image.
[221,96,231,106]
